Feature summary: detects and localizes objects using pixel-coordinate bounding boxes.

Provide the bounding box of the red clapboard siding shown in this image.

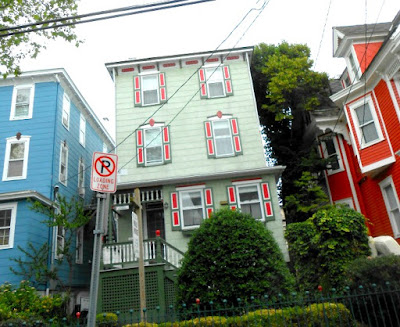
[353,42,383,74]
[376,80,400,151]
[328,171,353,202]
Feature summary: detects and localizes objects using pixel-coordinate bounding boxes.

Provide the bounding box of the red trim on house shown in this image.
[207,208,213,218]
[122,67,134,72]
[354,42,383,74]
[206,58,219,62]
[230,205,237,211]
[186,60,199,65]
[223,66,230,79]
[231,177,261,183]
[199,69,206,82]
[175,183,205,188]
[142,65,155,70]
[227,56,239,60]
[160,88,166,101]
[135,91,141,104]
[225,80,232,93]
[201,84,207,96]
[159,73,165,86]
[163,63,176,67]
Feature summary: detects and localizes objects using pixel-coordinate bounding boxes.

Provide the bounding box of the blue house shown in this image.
[0,69,114,308]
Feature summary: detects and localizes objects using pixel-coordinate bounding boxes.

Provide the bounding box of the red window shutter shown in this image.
[171,192,179,210]
[223,66,233,96]
[134,76,142,106]
[136,129,144,166]
[171,192,181,229]
[163,126,171,163]
[227,186,237,204]
[199,68,208,98]
[261,183,270,200]
[264,202,273,217]
[204,188,214,218]
[204,121,215,158]
[159,73,167,103]
[230,119,242,155]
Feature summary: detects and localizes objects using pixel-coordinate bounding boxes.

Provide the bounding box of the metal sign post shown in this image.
[88,152,117,327]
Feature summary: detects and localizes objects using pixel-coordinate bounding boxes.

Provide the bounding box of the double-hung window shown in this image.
[134,72,167,107]
[204,115,242,158]
[136,123,171,167]
[0,203,17,249]
[170,187,214,230]
[347,52,360,82]
[10,85,34,120]
[380,177,400,238]
[62,93,70,129]
[199,65,233,99]
[2,136,30,181]
[79,114,86,146]
[350,96,383,148]
[59,142,68,185]
[319,135,344,174]
[55,225,65,260]
[227,180,274,221]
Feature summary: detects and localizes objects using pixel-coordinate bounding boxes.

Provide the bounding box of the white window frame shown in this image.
[75,226,84,264]
[379,176,400,238]
[55,224,65,260]
[59,142,68,186]
[2,136,30,181]
[0,202,17,250]
[79,114,86,147]
[349,96,383,149]
[233,180,264,221]
[62,93,70,130]
[205,65,226,98]
[10,85,35,120]
[212,119,234,157]
[141,73,160,106]
[178,185,205,230]
[143,125,164,166]
[320,136,344,175]
[334,198,354,209]
[346,49,360,83]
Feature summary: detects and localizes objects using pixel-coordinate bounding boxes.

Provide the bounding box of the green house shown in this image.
[99,47,288,319]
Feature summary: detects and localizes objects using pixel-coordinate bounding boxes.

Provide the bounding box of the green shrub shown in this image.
[344,255,400,326]
[96,312,118,327]
[176,208,295,307]
[285,205,370,291]
[0,281,66,322]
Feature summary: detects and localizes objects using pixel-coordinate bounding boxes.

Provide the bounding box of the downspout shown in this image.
[46,74,61,295]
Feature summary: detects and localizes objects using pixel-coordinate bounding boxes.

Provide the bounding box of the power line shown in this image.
[313,0,332,70]
[0,0,215,38]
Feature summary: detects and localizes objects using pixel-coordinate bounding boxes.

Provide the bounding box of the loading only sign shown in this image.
[90,152,118,193]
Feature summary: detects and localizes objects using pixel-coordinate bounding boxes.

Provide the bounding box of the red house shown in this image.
[313,11,400,241]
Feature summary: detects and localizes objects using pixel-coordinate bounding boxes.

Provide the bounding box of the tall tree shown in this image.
[251,42,331,223]
[0,0,80,77]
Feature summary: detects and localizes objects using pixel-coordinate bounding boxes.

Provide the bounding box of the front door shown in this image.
[145,203,165,239]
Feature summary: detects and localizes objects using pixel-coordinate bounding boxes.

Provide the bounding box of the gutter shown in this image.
[0,190,54,207]
[117,166,286,190]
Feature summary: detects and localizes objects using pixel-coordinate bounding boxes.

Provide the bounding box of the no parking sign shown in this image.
[90,152,118,193]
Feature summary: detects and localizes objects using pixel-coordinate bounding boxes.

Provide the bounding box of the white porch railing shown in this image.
[102,238,183,269]
[113,189,163,206]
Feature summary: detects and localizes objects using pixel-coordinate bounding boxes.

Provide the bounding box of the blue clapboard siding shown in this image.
[0,72,113,290]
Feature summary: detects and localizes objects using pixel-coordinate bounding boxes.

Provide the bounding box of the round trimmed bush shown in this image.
[176,208,294,307]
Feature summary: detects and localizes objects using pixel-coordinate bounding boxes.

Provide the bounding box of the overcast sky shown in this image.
[20,0,400,138]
